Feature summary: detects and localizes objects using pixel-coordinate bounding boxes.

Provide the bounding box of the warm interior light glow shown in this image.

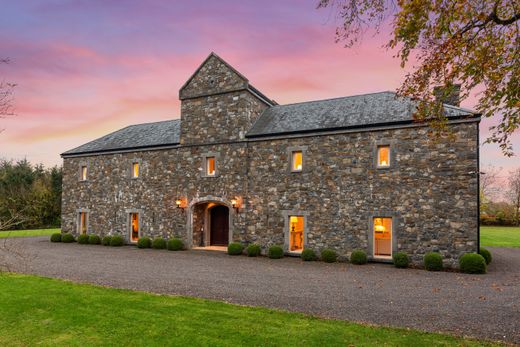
[80,212,87,234]
[206,157,216,176]
[292,151,303,172]
[231,199,237,208]
[175,199,182,208]
[81,166,87,180]
[133,162,139,178]
[289,215,304,252]
[131,213,139,242]
[378,146,390,167]
[374,217,392,257]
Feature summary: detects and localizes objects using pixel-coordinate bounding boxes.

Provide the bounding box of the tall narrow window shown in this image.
[373,217,392,257]
[291,151,303,172]
[79,212,87,235]
[206,157,216,176]
[130,213,139,243]
[132,162,139,178]
[289,215,304,252]
[81,166,88,181]
[377,145,390,168]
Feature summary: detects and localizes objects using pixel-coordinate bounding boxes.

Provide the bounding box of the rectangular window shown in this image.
[206,157,216,176]
[132,162,139,178]
[289,215,304,252]
[377,146,390,167]
[79,212,87,235]
[81,166,88,181]
[291,151,303,172]
[373,217,392,257]
[130,213,139,243]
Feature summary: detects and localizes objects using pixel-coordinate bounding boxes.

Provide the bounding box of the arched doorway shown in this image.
[209,205,229,246]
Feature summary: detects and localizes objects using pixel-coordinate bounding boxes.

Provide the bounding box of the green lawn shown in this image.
[0,228,59,239]
[480,226,520,248]
[0,274,498,347]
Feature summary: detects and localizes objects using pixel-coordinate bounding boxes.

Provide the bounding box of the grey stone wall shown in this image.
[62,122,478,268]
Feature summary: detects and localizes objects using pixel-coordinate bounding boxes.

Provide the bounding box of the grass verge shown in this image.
[0,228,59,239]
[480,226,520,248]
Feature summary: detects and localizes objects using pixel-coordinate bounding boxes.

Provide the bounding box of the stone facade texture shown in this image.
[62,53,479,267]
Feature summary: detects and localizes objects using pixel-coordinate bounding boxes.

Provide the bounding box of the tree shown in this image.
[507,168,520,225]
[0,58,15,130]
[318,0,519,155]
[480,165,501,213]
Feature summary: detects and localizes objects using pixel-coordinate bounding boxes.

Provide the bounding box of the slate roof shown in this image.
[62,119,180,156]
[62,91,477,156]
[247,91,476,137]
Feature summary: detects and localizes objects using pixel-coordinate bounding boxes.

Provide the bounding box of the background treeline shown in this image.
[480,166,520,226]
[0,159,62,230]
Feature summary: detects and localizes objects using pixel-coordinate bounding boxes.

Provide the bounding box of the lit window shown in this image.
[377,146,390,167]
[289,215,304,252]
[373,217,392,257]
[206,157,216,176]
[130,213,139,243]
[132,162,139,178]
[81,166,88,181]
[291,151,303,172]
[79,212,87,235]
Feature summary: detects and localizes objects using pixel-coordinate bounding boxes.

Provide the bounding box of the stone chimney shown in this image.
[433,84,461,107]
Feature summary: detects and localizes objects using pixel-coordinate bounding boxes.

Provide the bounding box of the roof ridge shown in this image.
[273,91,395,108]
[125,118,180,128]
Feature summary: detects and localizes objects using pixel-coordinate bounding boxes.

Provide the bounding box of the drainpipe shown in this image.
[477,121,480,254]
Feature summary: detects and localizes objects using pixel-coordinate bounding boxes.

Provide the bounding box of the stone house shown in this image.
[61,52,480,266]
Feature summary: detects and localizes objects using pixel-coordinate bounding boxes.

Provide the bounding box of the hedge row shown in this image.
[50,233,184,250]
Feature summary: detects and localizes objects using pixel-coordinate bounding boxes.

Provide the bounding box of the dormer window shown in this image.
[81,166,88,181]
[206,156,216,176]
[377,145,390,168]
[291,151,303,172]
[132,162,139,178]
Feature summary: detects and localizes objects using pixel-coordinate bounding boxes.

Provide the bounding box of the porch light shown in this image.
[175,198,187,211]
[231,198,240,213]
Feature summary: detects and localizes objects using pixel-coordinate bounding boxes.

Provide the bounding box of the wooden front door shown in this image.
[210,205,229,246]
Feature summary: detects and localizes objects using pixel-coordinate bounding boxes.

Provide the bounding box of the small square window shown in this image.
[206,157,216,176]
[130,213,139,243]
[289,215,304,252]
[377,146,390,168]
[81,166,88,181]
[132,162,139,178]
[291,151,303,172]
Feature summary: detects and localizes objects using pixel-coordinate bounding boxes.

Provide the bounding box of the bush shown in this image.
[50,233,62,242]
[350,249,368,265]
[246,244,261,257]
[101,236,112,246]
[424,252,443,271]
[479,248,492,265]
[77,234,89,244]
[268,245,284,259]
[301,248,317,261]
[459,253,487,274]
[88,234,101,245]
[137,237,152,249]
[228,242,244,255]
[152,238,167,249]
[61,233,75,243]
[110,235,124,247]
[167,238,184,251]
[320,249,337,263]
[392,252,409,268]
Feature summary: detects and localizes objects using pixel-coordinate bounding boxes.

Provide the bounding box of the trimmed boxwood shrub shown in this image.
[268,245,284,259]
[350,249,368,265]
[167,238,184,251]
[77,234,89,244]
[50,233,62,242]
[228,242,244,255]
[424,252,443,271]
[101,236,112,246]
[246,244,261,257]
[61,233,75,243]
[88,234,101,245]
[459,253,487,274]
[479,248,492,265]
[152,238,167,249]
[301,248,317,261]
[320,249,337,263]
[392,252,409,268]
[137,237,152,249]
[110,235,124,247]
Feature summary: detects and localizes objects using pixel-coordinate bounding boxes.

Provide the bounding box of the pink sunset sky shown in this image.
[0,1,518,173]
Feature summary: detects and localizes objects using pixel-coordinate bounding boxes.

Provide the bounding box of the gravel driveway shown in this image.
[3,237,519,344]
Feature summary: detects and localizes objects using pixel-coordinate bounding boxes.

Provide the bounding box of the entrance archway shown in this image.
[209,205,229,246]
[187,196,234,248]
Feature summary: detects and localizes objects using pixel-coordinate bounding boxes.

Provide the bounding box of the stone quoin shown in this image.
[61,52,480,267]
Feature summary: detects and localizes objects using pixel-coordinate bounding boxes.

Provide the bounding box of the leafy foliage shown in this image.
[61,233,75,243]
[320,248,338,263]
[167,238,184,251]
[424,252,443,271]
[101,236,112,246]
[350,250,368,265]
[392,252,410,268]
[318,0,520,154]
[137,237,152,249]
[301,248,317,261]
[459,253,487,274]
[478,248,492,265]
[152,238,166,249]
[246,243,261,257]
[50,233,62,243]
[77,234,89,244]
[268,245,284,259]
[110,235,124,247]
[88,234,101,245]
[227,242,244,255]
